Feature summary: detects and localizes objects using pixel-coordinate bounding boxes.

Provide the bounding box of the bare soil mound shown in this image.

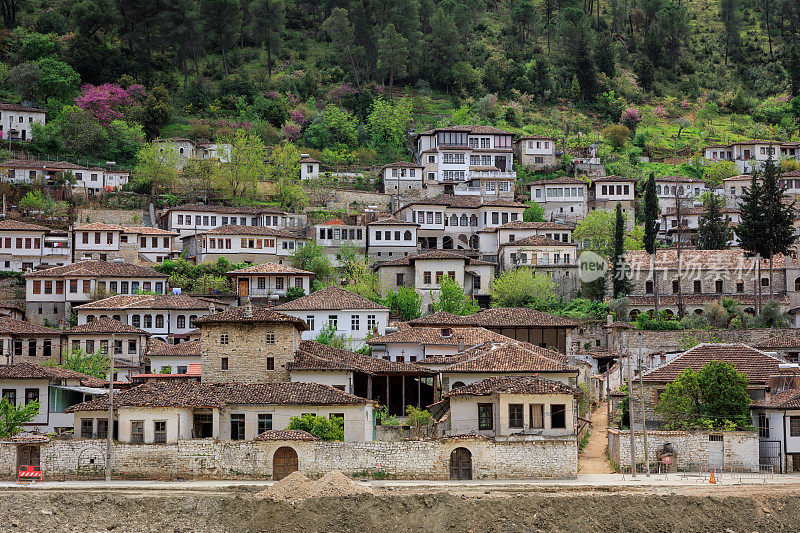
[254,470,374,502]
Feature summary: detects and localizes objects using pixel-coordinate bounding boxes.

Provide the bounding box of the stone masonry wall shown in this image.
[201,323,299,383]
[613,328,784,359]
[76,208,147,227]
[3,437,577,480]
[607,429,759,471]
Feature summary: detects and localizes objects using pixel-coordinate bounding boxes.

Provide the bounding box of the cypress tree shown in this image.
[697,191,732,250]
[611,203,630,298]
[760,156,796,298]
[737,171,765,313]
[643,172,660,312]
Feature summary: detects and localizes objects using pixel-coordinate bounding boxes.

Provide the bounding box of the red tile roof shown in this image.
[367,326,510,347]
[0,362,105,387]
[445,375,578,397]
[226,263,314,276]
[66,318,148,335]
[146,339,201,357]
[500,235,577,248]
[0,317,60,336]
[290,340,435,375]
[477,221,572,233]
[193,307,309,330]
[529,176,588,186]
[166,203,285,215]
[752,388,800,409]
[66,380,370,411]
[0,219,50,232]
[643,343,784,384]
[754,333,800,349]
[75,294,218,311]
[367,216,419,226]
[24,260,167,279]
[254,429,319,441]
[199,225,305,238]
[408,308,577,328]
[435,341,576,373]
[273,285,389,311]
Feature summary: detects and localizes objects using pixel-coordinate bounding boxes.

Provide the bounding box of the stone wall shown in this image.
[326,190,393,212]
[76,208,147,227]
[612,328,785,359]
[607,429,759,471]
[2,436,577,480]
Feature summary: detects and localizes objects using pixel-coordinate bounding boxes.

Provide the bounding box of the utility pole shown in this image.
[626,343,636,477]
[638,331,649,476]
[105,333,115,482]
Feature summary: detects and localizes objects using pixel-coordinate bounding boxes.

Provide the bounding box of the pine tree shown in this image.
[643,173,659,312]
[760,156,797,298]
[697,192,733,250]
[377,23,409,96]
[249,0,285,78]
[611,203,631,298]
[737,172,765,313]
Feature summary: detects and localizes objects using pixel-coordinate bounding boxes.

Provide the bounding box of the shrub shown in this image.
[287,414,344,441]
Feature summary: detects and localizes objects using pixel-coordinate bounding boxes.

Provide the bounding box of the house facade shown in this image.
[0,103,46,141]
[380,162,425,193]
[477,221,573,264]
[183,225,308,264]
[312,218,367,267]
[366,217,419,262]
[515,136,558,169]
[226,262,314,304]
[73,223,177,263]
[0,219,71,272]
[161,204,305,238]
[529,176,589,222]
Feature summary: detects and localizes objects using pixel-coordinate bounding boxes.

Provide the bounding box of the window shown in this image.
[758,413,769,438]
[509,404,523,428]
[95,233,101,244]
[693,280,701,293]
[83,280,91,293]
[131,315,141,328]
[396,273,404,285]
[2,389,15,405]
[424,271,431,284]
[55,280,64,294]
[672,280,679,294]
[351,314,360,331]
[144,314,152,328]
[177,315,186,329]
[24,388,38,405]
[266,357,275,371]
[86,340,95,353]
[97,419,108,439]
[306,315,315,330]
[155,315,164,328]
[275,277,284,290]
[230,414,245,440]
[81,419,94,438]
[736,281,744,293]
[367,314,377,331]
[328,315,338,330]
[551,404,566,429]
[44,281,52,294]
[131,421,144,443]
[264,332,275,345]
[128,340,137,354]
[221,357,229,370]
[32,280,41,294]
[478,403,493,430]
[43,339,51,358]
[220,333,229,345]
[154,421,167,443]
[258,414,273,434]
[715,279,723,293]
[762,277,770,287]
[530,404,544,429]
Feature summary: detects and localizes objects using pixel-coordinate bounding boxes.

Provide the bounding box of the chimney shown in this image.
[243,297,253,318]
[457,339,465,353]
[208,302,216,314]
[606,313,614,327]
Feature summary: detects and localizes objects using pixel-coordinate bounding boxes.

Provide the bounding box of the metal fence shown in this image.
[618,462,775,483]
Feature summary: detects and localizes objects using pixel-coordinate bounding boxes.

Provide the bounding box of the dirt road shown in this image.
[579,407,614,474]
[3,483,800,532]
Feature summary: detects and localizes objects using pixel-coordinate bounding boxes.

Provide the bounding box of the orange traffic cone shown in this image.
[709,468,716,484]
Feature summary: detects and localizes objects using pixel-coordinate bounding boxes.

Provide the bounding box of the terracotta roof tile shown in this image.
[0,362,105,387]
[643,343,784,384]
[625,249,785,271]
[0,219,50,232]
[167,203,285,215]
[75,294,218,311]
[367,216,419,226]
[226,263,314,276]
[254,429,319,441]
[445,375,578,397]
[66,380,370,412]
[146,339,201,357]
[0,317,60,335]
[193,306,309,330]
[501,235,578,247]
[436,341,576,373]
[477,221,573,233]
[754,333,800,349]
[529,176,588,186]
[399,196,526,210]
[199,225,305,238]
[289,340,435,375]
[74,222,124,231]
[591,175,638,183]
[66,318,148,335]
[24,260,167,279]
[0,102,45,113]
[419,125,516,135]
[752,388,800,409]
[274,286,389,311]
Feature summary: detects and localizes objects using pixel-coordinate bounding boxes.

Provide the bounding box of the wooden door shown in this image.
[238,278,249,297]
[17,445,40,469]
[449,447,472,480]
[273,446,298,480]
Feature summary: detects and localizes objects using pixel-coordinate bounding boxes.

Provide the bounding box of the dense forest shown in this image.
[1,0,800,176]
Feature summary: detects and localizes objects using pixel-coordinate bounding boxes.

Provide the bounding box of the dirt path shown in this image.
[580,406,614,474]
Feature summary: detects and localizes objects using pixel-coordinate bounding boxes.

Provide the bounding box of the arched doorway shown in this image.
[273,446,299,480]
[449,447,472,480]
[795,277,800,291]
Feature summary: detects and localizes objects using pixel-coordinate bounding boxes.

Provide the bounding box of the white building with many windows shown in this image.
[183,225,308,264]
[414,125,516,198]
[515,135,558,169]
[0,103,46,141]
[703,140,800,174]
[0,219,70,272]
[273,286,390,350]
[529,176,589,222]
[380,161,425,193]
[161,204,306,238]
[73,223,177,263]
[226,262,314,304]
[366,217,419,262]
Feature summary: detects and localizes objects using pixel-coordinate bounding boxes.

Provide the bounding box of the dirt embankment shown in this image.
[1,486,800,533]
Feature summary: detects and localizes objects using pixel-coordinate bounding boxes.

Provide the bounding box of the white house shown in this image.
[273,285,390,349]
[477,221,573,264]
[152,138,233,168]
[146,338,201,375]
[73,294,223,343]
[515,135,558,169]
[414,125,516,197]
[226,262,314,303]
[654,176,708,211]
[24,260,169,326]
[590,175,637,228]
[0,103,46,141]
[751,383,800,473]
[0,219,71,272]
[162,204,305,238]
[529,176,589,222]
[380,162,424,193]
[0,362,107,435]
[183,225,308,264]
[703,140,800,174]
[73,223,177,263]
[366,216,418,262]
[312,218,367,267]
[658,206,741,246]
[367,326,510,363]
[299,155,321,180]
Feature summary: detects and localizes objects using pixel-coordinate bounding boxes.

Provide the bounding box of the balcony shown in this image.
[467,170,516,180]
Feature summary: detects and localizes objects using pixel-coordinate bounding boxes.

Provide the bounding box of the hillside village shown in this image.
[1,111,800,481]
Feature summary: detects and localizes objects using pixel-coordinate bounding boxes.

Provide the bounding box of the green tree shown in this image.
[291,243,336,290]
[199,0,242,76]
[643,172,660,312]
[19,190,55,216]
[36,57,81,101]
[594,33,616,78]
[490,268,558,308]
[574,209,644,258]
[287,413,344,440]
[46,349,110,378]
[508,0,539,56]
[657,1,689,69]
[602,124,630,149]
[611,203,630,298]
[697,192,733,250]
[434,276,478,315]
[386,287,422,321]
[737,172,764,312]
[365,98,412,157]
[405,405,434,438]
[377,23,409,95]
[141,86,172,139]
[759,158,796,298]
[424,8,460,85]
[56,105,108,156]
[523,201,545,222]
[313,323,348,350]
[323,8,363,86]
[719,0,741,65]
[0,397,40,438]
[212,130,267,204]
[133,141,182,196]
[249,0,284,77]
